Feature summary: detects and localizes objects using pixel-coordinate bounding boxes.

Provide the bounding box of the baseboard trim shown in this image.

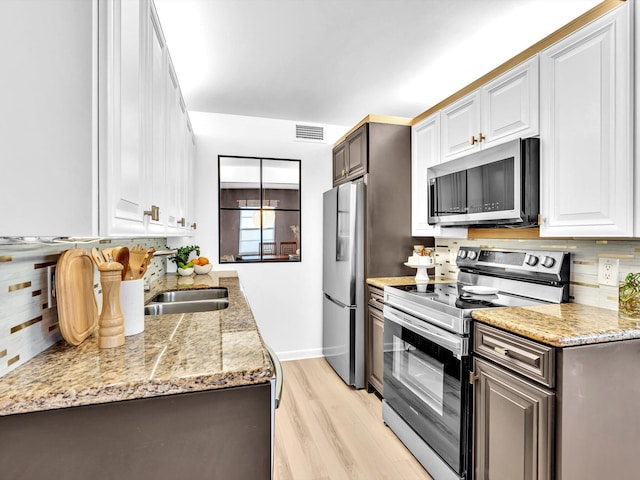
[274,348,323,362]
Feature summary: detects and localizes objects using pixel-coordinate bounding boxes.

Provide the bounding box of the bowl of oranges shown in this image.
[192,256,212,275]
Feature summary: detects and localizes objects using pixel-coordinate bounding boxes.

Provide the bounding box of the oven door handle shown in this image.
[384,306,467,356]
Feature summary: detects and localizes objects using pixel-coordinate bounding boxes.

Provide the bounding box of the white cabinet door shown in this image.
[441,91,481,161]
[411,114,467,238]
[540,3,632,237]
[177,102,194,234]
[100,0,146,237]
[0,0,97,237]
[441,58,539,163]
[145,2,167,236]
[164,61,180,235]
[186,125,196,232]
[412,114,439,235]
[482,56,539,148]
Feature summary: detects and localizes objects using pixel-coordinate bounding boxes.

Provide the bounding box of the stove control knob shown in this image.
[525,254,539,266]
[467,251,478,260]
[541,256,556,268]
[458,250,467,259]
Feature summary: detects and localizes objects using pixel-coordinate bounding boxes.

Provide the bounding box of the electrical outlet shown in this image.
[46,265,57,308]
[597,258,619,286]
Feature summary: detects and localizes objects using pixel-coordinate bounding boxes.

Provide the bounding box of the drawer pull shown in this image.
[494,346,509,355]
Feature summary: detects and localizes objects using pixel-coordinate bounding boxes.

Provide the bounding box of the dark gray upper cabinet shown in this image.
[333,123,368,186]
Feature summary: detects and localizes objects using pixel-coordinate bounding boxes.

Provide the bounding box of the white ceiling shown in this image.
[154,0,602,127]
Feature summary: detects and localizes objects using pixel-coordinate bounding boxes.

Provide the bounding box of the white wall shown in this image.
[188,112,349,360]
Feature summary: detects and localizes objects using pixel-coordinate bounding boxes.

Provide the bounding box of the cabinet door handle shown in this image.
[143,205,160,222]
[478,132,485,142]
[341,169,346,176]
[494,346,509,355]
[470,136,478,145]
[469,371,479,384]
[177,217,186,227]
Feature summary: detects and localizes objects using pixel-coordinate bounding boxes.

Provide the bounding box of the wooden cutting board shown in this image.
[56,248,98,345]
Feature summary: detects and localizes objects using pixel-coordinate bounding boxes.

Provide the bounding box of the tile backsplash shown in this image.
[434,237,640,312]
[0,238,167,378]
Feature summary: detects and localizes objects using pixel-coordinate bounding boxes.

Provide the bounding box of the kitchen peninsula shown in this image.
[0,271,277,480]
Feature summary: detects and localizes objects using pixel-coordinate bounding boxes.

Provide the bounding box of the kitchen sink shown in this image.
[150,287,228,303]
[144,299,228,315]
[145,288,229,315]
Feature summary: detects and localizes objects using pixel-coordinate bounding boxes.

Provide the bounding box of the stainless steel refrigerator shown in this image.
[322,182,365,389]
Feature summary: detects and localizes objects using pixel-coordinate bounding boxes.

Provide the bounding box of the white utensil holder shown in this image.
[120,279,144,336]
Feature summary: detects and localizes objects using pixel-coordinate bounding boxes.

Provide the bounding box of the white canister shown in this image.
[120,279,144,336]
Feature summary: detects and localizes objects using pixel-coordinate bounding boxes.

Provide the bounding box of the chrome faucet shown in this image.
[141,249,177,291]
[153,249,177,257]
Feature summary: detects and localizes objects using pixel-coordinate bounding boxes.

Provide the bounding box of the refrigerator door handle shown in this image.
[324,293,352,309]
[348,185,358,287]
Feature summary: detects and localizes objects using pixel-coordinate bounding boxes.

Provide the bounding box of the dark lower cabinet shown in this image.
[366,305,384,395]
[473,322,640,480]
[0,383,272,480]
[473,357,554,480]
[366,285,385,396]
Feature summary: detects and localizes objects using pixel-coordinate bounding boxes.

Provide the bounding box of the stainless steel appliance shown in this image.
[322,182,366,388]
[428,138,539,227]
[382,247,570,480]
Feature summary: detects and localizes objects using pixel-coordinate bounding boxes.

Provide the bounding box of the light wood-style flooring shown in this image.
[273,357,434,480]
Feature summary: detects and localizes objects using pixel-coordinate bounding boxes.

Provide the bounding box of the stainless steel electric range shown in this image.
[382,247,570,480]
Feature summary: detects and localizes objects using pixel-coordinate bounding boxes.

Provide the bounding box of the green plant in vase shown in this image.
[169,245,200,269]
[619,273,640,319]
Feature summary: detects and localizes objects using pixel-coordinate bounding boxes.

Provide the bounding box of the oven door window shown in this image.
[392,336,445,415]
[384,317,470,474]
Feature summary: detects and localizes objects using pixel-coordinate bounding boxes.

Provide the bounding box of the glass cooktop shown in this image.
[391,282,549,311]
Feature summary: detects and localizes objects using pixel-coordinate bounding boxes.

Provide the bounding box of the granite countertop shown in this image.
[472,303,640,347]
[367,276,640,348]
[0,271,273,416]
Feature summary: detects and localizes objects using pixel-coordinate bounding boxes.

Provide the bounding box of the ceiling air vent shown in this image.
[295,124,325,143]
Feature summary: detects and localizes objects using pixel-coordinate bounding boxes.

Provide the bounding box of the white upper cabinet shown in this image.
[99,0,146,237]
[164,59,181,234]
[145,1,169,236]
[0,0,194,239]
[441,91,481,161]
[441,57,540,162]
[0,1,97,237]
[481,57,539,148]
[411,113,467,238]
[540,2,632,237]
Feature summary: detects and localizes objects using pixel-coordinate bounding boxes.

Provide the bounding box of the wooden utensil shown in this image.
[57,249,98,345]
[129,245,146,280]
[138,247,155,279]
[115,246,130,281]
[91,247,105,267]
[102,247,114,261]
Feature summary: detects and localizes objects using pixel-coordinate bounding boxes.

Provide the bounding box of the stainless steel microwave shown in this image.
[427,138,539,227]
